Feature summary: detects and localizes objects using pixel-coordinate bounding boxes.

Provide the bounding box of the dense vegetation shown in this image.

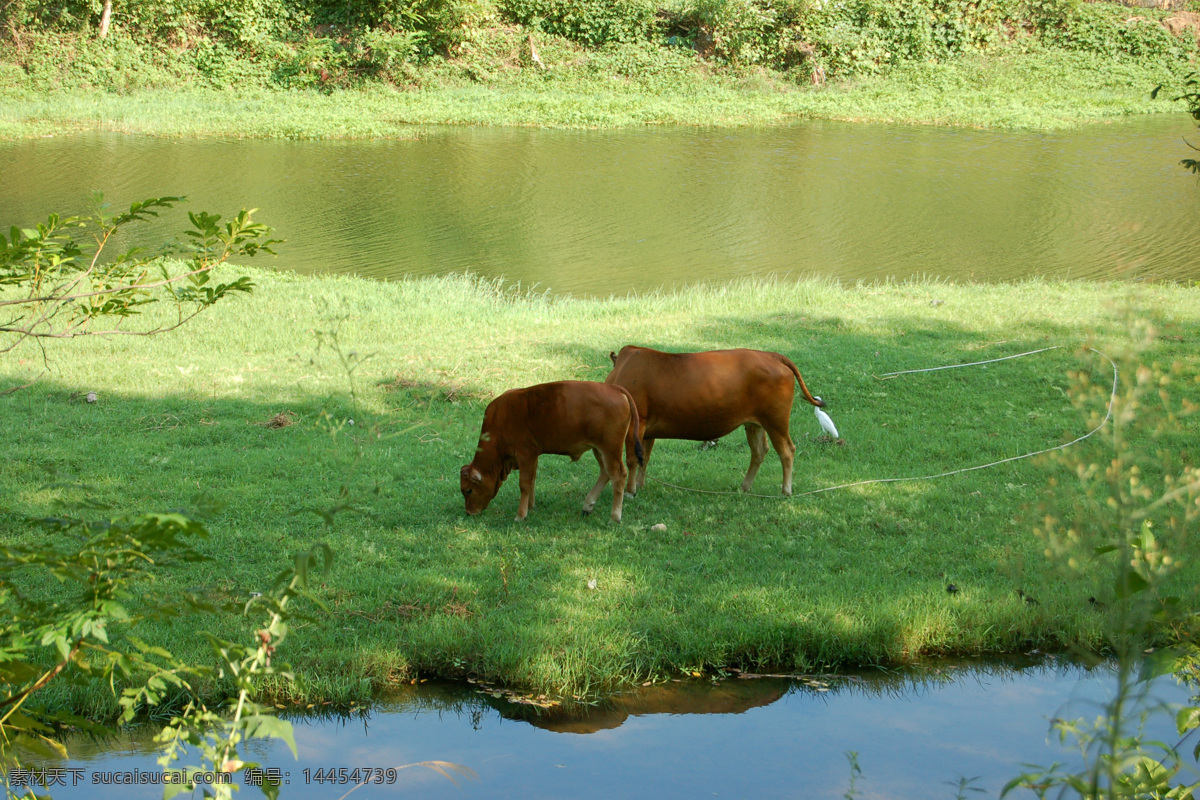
[0,0,1196,104]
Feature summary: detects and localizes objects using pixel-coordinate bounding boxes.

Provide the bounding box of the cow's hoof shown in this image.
[624,491,637,499]
[610,513,622,523]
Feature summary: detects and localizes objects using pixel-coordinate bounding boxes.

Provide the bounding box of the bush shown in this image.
[1032,0,1194,60]
[271,35,356,88]
[661,0,1194,76]
[189,37,273,86]
[499,0,660,47]
[17,31,194,91]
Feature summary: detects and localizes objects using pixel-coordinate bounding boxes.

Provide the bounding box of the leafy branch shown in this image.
[0,495,331,800]
[1153,75,1200,175]
[1003,316,1200,799]
[0,194,279,357]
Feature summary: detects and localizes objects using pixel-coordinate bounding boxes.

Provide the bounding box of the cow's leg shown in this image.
[516,456,538,520]
[583,450,609,516]
[741,423,769,492]
[765,426,797,496]
[636,438,656,492]
[603,444,629,522]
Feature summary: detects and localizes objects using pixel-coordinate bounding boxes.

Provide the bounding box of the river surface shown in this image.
[2,116,1199,295]
[23,659,1198,799]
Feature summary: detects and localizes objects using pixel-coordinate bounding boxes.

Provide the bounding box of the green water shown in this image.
[2,116,1198,294]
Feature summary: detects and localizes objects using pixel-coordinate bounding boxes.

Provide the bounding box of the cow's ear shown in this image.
[470,467,483,483]
[609,351,618,364]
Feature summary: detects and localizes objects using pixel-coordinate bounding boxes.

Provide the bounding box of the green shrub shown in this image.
[499,0,659,47]
[583,38,700,85]
[363,27,424,71]
[17,31,196,90]
[189,37,273,87]
[0,61,27,89]
[298,0,495,59]
[271,36,357,89]
[1032,0,1194,60]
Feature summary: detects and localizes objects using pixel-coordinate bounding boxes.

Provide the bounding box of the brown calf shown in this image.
[460,380,644,522]
[605,346,824,496]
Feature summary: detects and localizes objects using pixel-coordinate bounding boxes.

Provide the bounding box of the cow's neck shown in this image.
[474,440,514,483]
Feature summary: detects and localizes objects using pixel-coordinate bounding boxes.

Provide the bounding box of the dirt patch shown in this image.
[381,372,488,404]
[1163,11,1200,43]
[340,599,475,623]
[257,411,297,429]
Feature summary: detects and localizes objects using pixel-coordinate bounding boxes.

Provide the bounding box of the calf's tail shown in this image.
[618,386,645,465]
[781,355,825,407]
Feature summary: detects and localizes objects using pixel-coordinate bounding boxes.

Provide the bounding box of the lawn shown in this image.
[2,268,1198,712]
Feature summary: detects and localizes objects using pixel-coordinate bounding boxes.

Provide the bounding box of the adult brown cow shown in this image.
[460,380,644,522]
[605,346,825,496]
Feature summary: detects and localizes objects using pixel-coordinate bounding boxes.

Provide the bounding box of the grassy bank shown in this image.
[2,268,1199,713]
[0,47,1192,138]
[2,0,1198,136]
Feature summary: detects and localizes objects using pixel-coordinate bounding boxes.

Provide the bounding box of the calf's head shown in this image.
[460,463,499,516]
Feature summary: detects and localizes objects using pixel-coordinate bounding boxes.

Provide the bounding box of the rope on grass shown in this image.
[647,345,1118,500]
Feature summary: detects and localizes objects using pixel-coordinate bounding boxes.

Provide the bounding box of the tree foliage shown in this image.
[0,195,306,800]
[1176,73,1200,175]
[0,195,276,359]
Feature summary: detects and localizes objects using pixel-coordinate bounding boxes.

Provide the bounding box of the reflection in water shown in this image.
[33,659,1196,799]
[2,117,1198,295]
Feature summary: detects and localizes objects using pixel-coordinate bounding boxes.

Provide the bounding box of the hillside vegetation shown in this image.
[0,0,1197,131]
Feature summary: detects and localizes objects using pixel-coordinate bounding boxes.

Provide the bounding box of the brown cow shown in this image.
[605,346,825,496]
[460,380,644,522]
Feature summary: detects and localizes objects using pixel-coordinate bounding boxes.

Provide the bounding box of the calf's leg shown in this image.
[583,450,609,515]
[516,456,539,520]
[604,445,629,522]
[583,447,628,522]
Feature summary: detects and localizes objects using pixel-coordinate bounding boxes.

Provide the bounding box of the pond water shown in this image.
[2,116,1199,295]
[27,659,1198,799]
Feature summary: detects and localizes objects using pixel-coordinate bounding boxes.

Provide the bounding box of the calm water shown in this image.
[26,660,1198,799]
[2,117,1199,295]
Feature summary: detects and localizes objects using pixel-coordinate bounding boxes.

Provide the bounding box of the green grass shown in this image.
[0,47,1191,139]
[3,269,1199,714]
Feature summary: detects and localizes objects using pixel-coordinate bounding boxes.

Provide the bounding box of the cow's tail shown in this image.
[618,386,645,466]
[781,355,825,407]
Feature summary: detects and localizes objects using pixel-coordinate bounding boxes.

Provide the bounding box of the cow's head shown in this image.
[460,463,498,516]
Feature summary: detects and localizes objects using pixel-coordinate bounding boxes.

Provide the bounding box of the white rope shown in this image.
[648,346,1118,500]
[876,345,1064,377]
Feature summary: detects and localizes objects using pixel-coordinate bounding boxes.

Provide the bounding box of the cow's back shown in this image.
[520,380,636,458]
[606,346,794,441]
